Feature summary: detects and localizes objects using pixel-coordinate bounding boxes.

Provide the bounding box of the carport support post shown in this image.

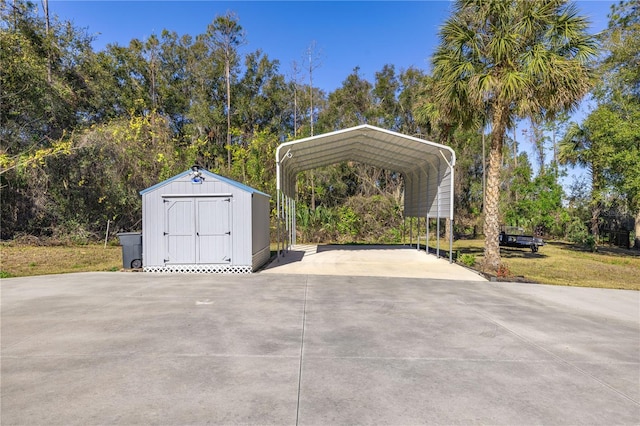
[292,199,296,246]
[425,170,429,255]
[287,196,291,251]
[276,160,283,259]
[411,217,415,247]
[450,219,454,263]
[276,190,281,259]
[280,192,284,254]
[284,195,288,252]
[282,192,286,254]
[288,195,292,251]
[417,174,421,251]
[290,197,294,248]
[436,159,441,258]
[426,216,430,254]
[402,216,406,246]
[436,217,440,258]
[439,149,456,264]
[409,175,415,247]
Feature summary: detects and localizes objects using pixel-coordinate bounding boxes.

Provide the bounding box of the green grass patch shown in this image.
[0,270,15,278]
[451,239,640,290]
[0,243,121,278]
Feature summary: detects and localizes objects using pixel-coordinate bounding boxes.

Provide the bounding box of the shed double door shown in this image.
[163,196,232,264]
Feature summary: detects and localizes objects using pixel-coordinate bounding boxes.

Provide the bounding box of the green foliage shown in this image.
[228,129,278,195]
[566,217,597,251]
[337,206,360,237]
[574,0,640,249]
[567,217,589,244]
[295,194,404,244]
[459,253,476,267]
[502,157,565,236]
[321,67,373,129]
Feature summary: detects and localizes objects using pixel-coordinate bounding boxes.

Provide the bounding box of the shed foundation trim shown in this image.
[143,265,253,274]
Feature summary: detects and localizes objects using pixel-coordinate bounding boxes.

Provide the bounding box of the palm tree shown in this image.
[431,0,596,271]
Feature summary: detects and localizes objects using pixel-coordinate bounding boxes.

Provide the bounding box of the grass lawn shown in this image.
[0,243,122,278]
[451,239,640,290]
[1,240,639,290]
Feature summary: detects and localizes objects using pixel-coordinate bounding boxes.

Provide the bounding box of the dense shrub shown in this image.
[295,194,404,244]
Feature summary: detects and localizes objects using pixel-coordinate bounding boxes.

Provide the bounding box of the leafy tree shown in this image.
[372,64,401,130]
[0,0,95,150]
[208,12,245,169]
[431,0,597,270]
[234,50,288,139]
[1,0,101,238]
[451,128,485,232]
[599,0,639,101]
[559,110,614,246]
[185,31,226,167]
[398,67,429,136]
[502,155,565,235]
[156,30,193,135]
[321,66,373,129]
[597,0,640,248]
[561,1,640,250]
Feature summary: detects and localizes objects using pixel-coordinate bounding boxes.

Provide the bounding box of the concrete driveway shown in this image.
[262,245,486,281]
[1,272,639,425]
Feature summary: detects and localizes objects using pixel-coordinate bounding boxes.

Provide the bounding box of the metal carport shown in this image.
[275,124,456,262]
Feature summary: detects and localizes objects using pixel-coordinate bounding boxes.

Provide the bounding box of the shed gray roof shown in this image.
[140,169,270,198]
[276,124,455,219]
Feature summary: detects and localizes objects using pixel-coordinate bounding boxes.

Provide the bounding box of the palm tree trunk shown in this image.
[590,204,601,244]
[484,107,507,271]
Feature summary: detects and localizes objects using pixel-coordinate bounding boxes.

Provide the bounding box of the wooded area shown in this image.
[1,0,639,272]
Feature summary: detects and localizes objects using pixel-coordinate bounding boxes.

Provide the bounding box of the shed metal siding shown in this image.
[251,193,271,270]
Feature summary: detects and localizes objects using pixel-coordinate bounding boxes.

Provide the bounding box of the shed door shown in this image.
[196,198,231,264]
[164,196,232,265]
[164,199,196,264]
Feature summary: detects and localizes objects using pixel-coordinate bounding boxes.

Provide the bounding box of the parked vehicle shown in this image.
[499,226,544,253]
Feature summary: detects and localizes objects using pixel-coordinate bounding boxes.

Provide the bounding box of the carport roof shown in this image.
[275,124,456,218]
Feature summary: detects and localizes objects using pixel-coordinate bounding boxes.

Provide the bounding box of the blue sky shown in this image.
[48,1,615,94]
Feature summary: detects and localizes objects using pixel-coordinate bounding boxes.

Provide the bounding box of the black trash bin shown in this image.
[117,232,142,269]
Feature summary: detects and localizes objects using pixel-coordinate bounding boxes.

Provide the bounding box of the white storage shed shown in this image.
[140,167,271,273]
